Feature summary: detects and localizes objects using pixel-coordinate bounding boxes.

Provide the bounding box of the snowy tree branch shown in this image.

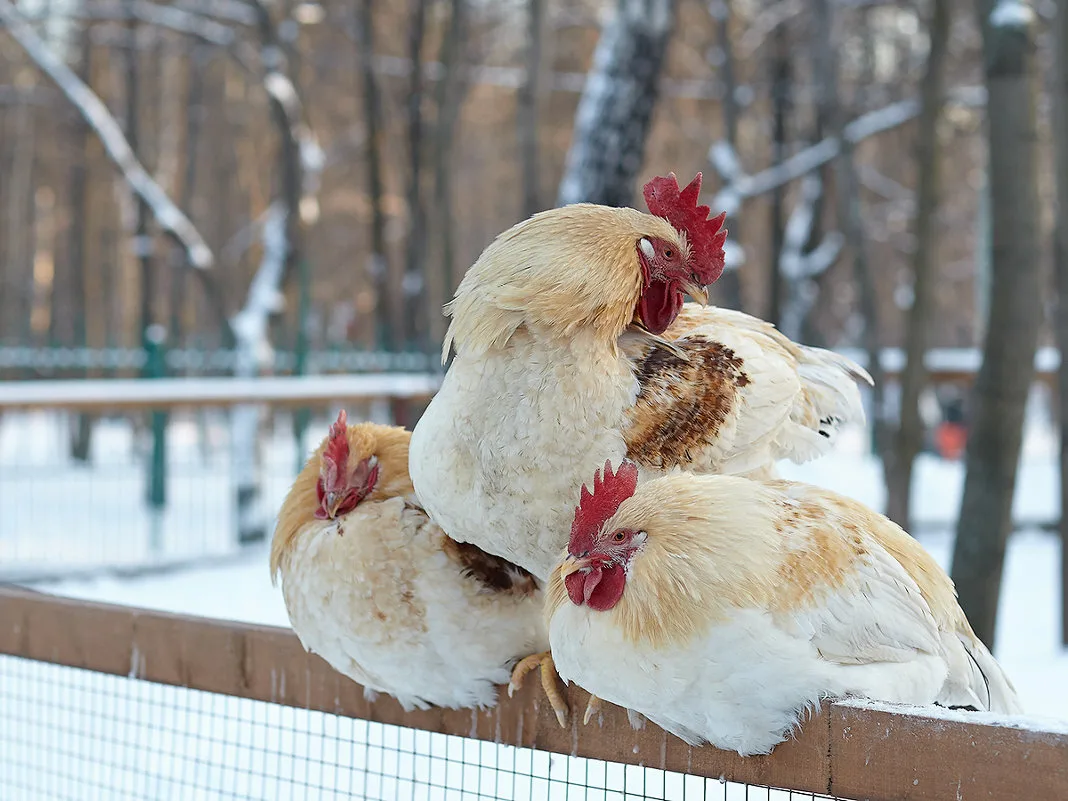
[709,87,984,215]
[73,0,238,45]
[0,0,214,270]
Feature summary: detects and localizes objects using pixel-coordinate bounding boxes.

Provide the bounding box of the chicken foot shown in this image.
[508,651,569,728]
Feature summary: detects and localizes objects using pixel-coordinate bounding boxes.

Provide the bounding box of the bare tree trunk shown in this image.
[815,0,887,455]
[518,0,546,218]
[5,94,33,346]
[951,0,1042,649]
[170,45,205,350]
[402,0,429,353]
[709,0,742,310]
[69,22,93,462]
[124,12,156,358]
[557,0,678,207]
[1055,0,1068,647]
[124,9,167,523]
[767,22,790,327]
[885,0,951,531]
[797,0,835,347]
[353,0,396,352]
[231,0,316,543]
[427,0,467,350]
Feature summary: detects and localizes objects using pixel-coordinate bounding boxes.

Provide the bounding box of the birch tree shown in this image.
[230,0,324,544]
[951,0,1042,648]
[557,0,679,207]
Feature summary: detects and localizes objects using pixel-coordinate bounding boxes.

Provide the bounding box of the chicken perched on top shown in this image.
[547,460,1022,756]
[411,172,870,585]
[270,412,547,711]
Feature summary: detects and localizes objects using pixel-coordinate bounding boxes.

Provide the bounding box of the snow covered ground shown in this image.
[1,404,1066,799]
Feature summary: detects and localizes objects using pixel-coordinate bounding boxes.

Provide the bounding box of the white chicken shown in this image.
[270,412,549,711]
[546,460,1023,756]
[412,173,871,587]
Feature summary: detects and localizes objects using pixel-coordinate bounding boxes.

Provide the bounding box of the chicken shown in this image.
[410,173,870,723]
[269,411,549,712]
[411,172,870,585]
[546,460,1023,756]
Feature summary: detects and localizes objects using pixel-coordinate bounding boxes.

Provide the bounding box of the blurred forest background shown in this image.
[0,0,1065,644]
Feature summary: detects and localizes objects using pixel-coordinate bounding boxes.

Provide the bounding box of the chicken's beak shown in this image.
[324,491,343,520]
[682,279,710,306]
[559,554,588,578]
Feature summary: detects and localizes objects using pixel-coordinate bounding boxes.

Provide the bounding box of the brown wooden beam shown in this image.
[0,587,1064,800]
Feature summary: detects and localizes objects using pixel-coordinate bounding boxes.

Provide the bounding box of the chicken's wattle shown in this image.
[564,565,626,611]
[637,282,684,335]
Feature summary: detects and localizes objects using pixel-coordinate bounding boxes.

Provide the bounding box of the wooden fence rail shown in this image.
[0,587,1065,801]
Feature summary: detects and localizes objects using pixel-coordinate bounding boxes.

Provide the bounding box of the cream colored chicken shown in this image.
[270,412,549,711]
[409,173,870,720]
[546,460,1022,756]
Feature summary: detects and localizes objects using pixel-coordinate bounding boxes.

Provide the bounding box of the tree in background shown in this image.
[518,0,548,218]
[557,0,678,207]
[1053,0,1068,647]
[951,0,1042,648]
[885,0,951,532]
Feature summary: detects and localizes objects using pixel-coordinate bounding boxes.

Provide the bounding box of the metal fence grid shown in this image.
[0,403,393,580]
[0,655,837,801]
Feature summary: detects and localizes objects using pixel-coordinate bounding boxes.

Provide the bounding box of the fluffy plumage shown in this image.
[413,298,869,582]
[546,466,1023,755]
[270,417,546,711]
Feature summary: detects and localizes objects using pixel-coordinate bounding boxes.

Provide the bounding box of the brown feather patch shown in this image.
[624,336,750,470]
[441,536,539,597]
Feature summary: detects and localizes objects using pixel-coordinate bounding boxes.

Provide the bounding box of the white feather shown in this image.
[279,496,547,710]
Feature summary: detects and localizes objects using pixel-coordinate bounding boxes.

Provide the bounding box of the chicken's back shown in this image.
[622,305,871,476]
[278,496,546,710]
[769,482,1022,715]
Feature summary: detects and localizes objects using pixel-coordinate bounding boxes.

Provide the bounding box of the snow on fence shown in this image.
[0,587,1065,801]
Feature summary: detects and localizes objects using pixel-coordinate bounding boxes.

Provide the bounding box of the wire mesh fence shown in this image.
[0,654,836,801]
[0,406,327,575]
[0,377,433,580]
[2,588,1067,801]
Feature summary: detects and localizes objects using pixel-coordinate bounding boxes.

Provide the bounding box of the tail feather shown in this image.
[779,346,870,464]
[937,630,1023,715]
[961,635,1024,715]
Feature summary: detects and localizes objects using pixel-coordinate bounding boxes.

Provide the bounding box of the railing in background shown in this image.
[0,375,439,582]
[0,346,437,375]
[1,587,1065,801]
[2,344,1060,380]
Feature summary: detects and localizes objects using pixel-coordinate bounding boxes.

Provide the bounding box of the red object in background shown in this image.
[935,421,968,460]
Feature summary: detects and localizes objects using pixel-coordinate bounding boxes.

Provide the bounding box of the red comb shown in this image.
[569,459,640,554]
[643,172,728,285]
[320,409,350,493]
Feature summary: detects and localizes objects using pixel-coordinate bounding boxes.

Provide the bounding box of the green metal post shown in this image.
[145,324,167,552]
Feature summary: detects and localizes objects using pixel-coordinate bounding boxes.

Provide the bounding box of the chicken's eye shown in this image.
[663,248,674,258]
[613,531,626,542]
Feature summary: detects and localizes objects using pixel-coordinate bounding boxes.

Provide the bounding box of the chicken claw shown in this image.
[508,651,569,728]
[582,695,604,725]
